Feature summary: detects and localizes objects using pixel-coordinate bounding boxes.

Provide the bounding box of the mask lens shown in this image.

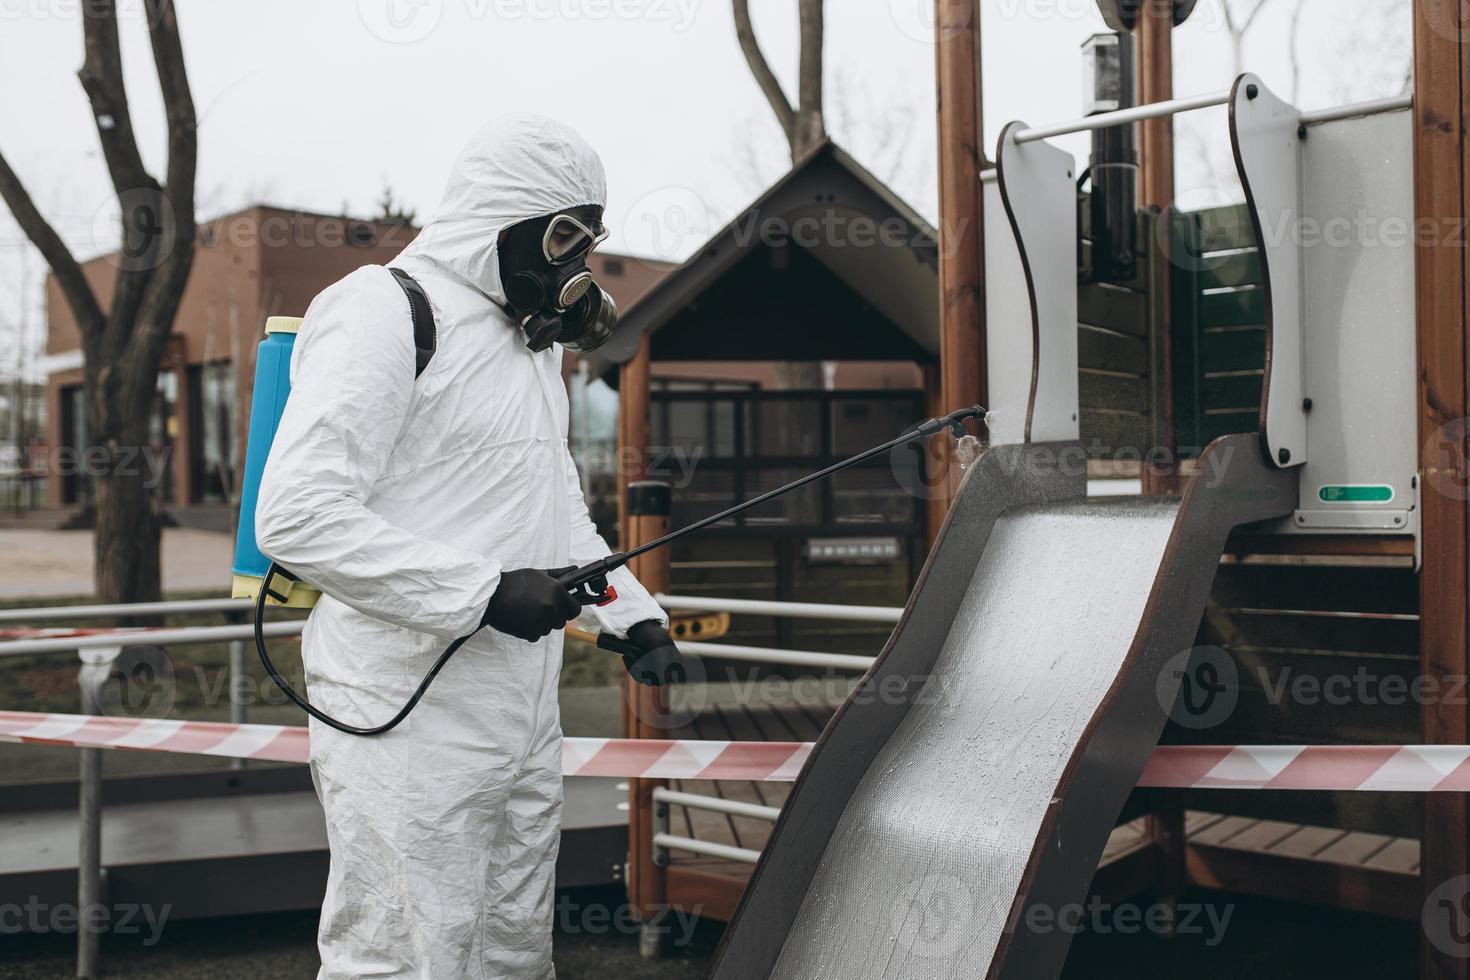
[543,215,605,264]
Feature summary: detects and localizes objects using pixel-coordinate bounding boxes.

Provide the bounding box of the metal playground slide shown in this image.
[709,434,1297,979]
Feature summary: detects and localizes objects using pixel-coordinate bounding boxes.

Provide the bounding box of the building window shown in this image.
[190,362,236,504]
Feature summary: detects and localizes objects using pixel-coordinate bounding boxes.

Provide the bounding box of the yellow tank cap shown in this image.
[264,316,304,336]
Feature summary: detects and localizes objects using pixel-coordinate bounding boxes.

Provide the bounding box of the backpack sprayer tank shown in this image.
[230,315,320,609]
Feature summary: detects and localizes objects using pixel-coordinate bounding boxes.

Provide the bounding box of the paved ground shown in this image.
[0,889,720,979]
[0,529,233,599]
[0,888,1416,978]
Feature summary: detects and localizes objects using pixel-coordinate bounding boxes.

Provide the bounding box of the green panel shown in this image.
[1191,204,1255,254]
[1200,373,1265,410]
[1172,203,1267,457]
[1078,282,1148,336]
[1199,326,1266,374]
[1198,286,1266,328]
[1197,249,1263,290]
[1319,484,1395,503]
[1196,410,1260,449]
[1078,324,1148,375]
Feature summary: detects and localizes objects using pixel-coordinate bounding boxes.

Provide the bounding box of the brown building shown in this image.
[42,205,669,513]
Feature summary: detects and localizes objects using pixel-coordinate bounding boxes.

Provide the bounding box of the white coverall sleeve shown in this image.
[564,445,668,638]
[256,270,501,639]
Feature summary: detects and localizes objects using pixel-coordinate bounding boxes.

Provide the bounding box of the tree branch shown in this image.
[733,0,796,146]
[123,0,198,412]
[0,148,105,335]
[78,0,158,201]
[793,0,825,155]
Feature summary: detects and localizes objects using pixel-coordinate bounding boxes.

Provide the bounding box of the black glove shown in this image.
[482,566,582,642]
[622,620,688,687]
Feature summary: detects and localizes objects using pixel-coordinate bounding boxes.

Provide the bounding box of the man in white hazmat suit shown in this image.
[255,114,680,978]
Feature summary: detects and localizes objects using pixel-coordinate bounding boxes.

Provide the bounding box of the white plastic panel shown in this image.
[1230,73,1307,468]
[985,123,1080,446]
[981,171,1029,446]
[1277,104,1418,540]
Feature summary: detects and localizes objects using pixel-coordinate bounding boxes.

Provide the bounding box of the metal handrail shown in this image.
[653,832,762,865]
[657,593,902,624]
[678,639,873,672]
[1013,89,1232,144]
[0,597,253,624]
[0,620,303,657]
[654,787,782,822]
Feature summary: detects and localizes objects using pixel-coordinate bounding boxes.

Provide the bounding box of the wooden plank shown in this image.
[1197,249,1263,290]
[1413,5,1470,975]
[1209,564,1420,615]
[1200,326,1266,374]
[1198,287,1267,328]
[1189,814,1257,847]
[1190,204,1255,254]
[1080,409,1151,459]
[1078,324,1149,375]
[1270,825,1348,859]
[1222,819,1308,853]
[1200,373,1264,410]
[1079,371,1149,414]
[1222,532,1417,559]
[1363,837,1422,874]
[1079,282,1149,336]
[1186,842,1420,920]
[665,866,748,923]
[1199,610,1419,657]
[1317,831,1397,867]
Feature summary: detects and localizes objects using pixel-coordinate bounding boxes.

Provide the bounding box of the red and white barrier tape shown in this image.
[1137,743,1470,793]
[4,711,1468,790]
[0,711,811,781]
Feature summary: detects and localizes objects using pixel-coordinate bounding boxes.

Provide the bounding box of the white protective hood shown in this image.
[400,112,607,305]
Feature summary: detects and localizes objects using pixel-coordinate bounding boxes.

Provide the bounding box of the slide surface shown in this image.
[709,434,1297,980]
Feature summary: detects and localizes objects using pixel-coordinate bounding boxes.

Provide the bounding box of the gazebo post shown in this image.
[616,334,671,956]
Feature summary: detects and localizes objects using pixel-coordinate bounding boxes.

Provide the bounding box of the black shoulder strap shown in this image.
[388,266,436,379]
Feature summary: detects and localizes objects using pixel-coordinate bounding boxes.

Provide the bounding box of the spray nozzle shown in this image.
[933,404,987,440]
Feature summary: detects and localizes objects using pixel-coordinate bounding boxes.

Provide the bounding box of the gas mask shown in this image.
[497,204,618,353]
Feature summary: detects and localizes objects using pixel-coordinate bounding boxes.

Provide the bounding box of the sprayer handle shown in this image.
[557,557,623,607]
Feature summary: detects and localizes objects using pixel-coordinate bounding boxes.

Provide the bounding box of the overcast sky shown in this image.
[0,0,1410,372]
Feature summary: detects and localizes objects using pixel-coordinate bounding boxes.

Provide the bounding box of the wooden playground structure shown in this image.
[601,4,1470,977]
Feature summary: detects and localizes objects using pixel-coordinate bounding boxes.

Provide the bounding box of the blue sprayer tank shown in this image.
[231,315,319,608]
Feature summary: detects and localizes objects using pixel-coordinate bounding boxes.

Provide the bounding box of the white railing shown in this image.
[656,593,902,624]
[654,786,781,823]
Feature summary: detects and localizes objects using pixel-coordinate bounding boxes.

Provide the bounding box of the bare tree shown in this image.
[733,0,826,162]
[0,0,197,607]
[1219,0,1273,77]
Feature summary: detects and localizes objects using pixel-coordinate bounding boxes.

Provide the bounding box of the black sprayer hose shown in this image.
[256,404,987,737]
[253,561,477,736]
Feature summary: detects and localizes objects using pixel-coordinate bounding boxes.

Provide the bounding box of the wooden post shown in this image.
[625,481,672,957]
[931,0,987,545]
[1413,4,1470,977]
[616,335,670,955]
[617,334,652,546]
[1135,0,1187,917]
[1137,2,1178,495]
